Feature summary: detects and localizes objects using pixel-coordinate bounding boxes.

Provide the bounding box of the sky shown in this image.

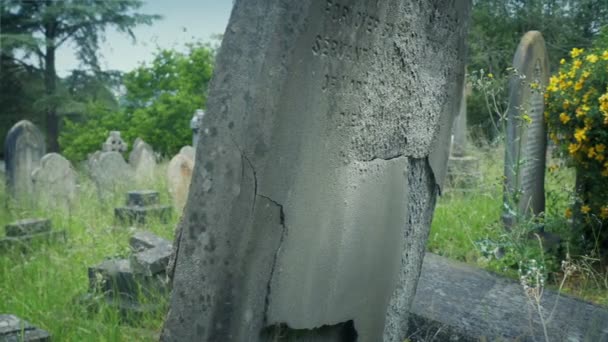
[55,0,233,77]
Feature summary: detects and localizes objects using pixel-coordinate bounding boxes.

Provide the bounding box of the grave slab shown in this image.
[126,190,159,207]
[0,314,51,342]
[130,243,172,276]
[5,219,51,237]
[130,231,171,252]
[410,253,608,341]
[114,205,172,225]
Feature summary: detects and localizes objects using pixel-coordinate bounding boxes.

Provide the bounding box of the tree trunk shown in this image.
[44,1,59,152]
[161,1,470,341]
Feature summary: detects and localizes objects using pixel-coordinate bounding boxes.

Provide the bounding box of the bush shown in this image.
[545,44,608,252]
[60,42,215,161]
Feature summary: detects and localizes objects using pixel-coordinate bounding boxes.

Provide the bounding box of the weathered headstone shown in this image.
[102,131,128,152]
[161,1,470,341]
[114,190,172,225]
[503,31,549,226]
[166,153,194,214]
[89,151,134,196]
[410,253,608,341]
[0,314,51,341]
[128,138,156,184]
[4,120,46,204]
[179,146,195,161]
[31,153,78,211]
[0,218,66,252]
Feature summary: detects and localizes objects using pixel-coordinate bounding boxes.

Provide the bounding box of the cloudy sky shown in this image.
[55,0,233,77]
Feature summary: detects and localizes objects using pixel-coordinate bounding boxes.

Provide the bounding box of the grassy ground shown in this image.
[0,161,177,341]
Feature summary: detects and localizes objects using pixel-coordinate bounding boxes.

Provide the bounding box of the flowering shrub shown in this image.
[545,47,608,249]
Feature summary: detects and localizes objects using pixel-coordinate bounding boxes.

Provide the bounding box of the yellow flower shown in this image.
[597,154,605,162]
[530,81,539,90]
[581,205,591,214]
[574,80,584,91]
[560,58,566,65]
[596,144,606,153]
[550,132,558,143]
[586,54,599,63]
[602,169,608,177]
[488,73,494,79]
[565,207,572,218]
[569,143,581,154]
[575,127,587,142]
[563,100,571,110]
[582,71,591,79]
[602,50,608,60]
[588,147,596,159]
[571,48,584,58]
[548,164,559,173]
[560,112,571,124]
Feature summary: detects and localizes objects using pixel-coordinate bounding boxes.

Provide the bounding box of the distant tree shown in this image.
[0,0,160,152]
[60,42,215,161]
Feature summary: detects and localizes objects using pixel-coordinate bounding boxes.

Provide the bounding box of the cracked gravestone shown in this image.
[129,138,157,185]
[115,190,172,225]
[161,1,470,341]
[503,31,549,226]
[0,218,66,252]
[86,231,171,320]
[31,153,78,212]
[4,120,46,205]
[0,314,51,342]
[167,152,194,214]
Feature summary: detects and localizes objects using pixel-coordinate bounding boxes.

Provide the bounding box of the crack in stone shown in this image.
[363,153,405,163]
[257,194,287,325]
[230,138,258,213]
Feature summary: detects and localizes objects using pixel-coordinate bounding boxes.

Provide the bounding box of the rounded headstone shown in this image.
[179,146,195,162]
[128,138,156,184]
[3,120,46,203]
[89,151,134,195]
[31,153,78,211]
[503,31,549,225]
[167,153,194,214]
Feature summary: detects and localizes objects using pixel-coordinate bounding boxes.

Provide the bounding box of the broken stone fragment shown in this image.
[130,243,172,276]
[5,218,51,237]
[130,231,171,252]
[0,314,51,341]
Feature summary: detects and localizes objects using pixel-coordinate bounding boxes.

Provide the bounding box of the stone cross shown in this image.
[102,131,128,153]
[3,120,46,204]
[161,1,470,341]
[503,31,549,226]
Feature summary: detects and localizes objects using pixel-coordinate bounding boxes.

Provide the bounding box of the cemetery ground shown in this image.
[0,146,606,341]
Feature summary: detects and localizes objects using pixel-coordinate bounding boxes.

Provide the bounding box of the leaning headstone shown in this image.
[0,218,67,252]
[410,253,608,341]
[0,314,51,341]
[128,138,156,185]
[114,190,172,225]
[101,131,128,152]
[4,120,46,204]
[31,153,78,212]
[161,1,470,341]
[503,31,549,226]
[89,151,134,197]
[166,153,194,214]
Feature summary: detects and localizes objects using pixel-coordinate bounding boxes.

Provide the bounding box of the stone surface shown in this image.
[115,205,172,225]
[88,151,134,195]
[0,314,51,342]
[128,138,156,184]
[410,253,608,341]
[31,153,78,211]
[5,219,51,237]
[130,243,172,276]
[4,120,46,204]
[504,31,549,225]
[126,190,159,207]
[179,146,195,161]
[130,231,171,252]
[0,231,66,252]
[161,1,470,341]
[451,71,469,157]
[101,131,128,152]
[166,153,194,214]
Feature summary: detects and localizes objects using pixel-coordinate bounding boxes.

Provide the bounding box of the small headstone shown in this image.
[503,31,549,226]
[4,120,46,204]
[128,138,156,184]
[89,151,134,196]
[31,153,78,211]
[101,131,127,152]
[0,218,66,252]
[130,242,172,276]
[166,153,193,214]
[114,190,172,225]
[0,314,51,341]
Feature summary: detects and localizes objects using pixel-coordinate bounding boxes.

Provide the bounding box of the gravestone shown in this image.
[503,31,549,226]
[0,218,66,252]
[86,231,171,319]
[114,190,172,225]
[4,120,46,204]
[31,153,78,211]
[161,1,471,341]
[409,253,608,341]
[102,131,128,152]
[128,138,156,184]
[179,146,195,161]
[166,152,194,214]
[0,314,51,341]
[89,151,134,196]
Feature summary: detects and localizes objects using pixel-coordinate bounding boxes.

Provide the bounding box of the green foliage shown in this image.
[60,42,215,161]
